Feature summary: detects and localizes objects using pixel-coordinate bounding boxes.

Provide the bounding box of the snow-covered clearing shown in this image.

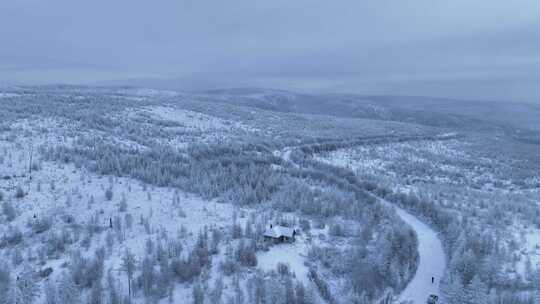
[514,226,540,277]
[272,147,297,169]
[146,106,252,132]
[524,230,540,266]
[257,236,310,284]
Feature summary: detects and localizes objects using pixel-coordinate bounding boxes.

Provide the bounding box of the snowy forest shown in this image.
[0,86,539,304]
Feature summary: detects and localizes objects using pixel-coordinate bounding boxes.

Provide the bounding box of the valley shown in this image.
[0,86,538,303]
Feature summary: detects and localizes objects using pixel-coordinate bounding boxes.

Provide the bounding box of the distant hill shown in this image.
[200,88,540,135]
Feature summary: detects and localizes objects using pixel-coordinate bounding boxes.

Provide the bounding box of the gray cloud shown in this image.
[1,0,539,101]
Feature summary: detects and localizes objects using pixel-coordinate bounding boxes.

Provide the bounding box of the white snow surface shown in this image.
[393,205,445,304]
[0,92,20,98]
[257,237,310,284]
[118,88,180,97]
[263,225,295,238]
[146,106,253,132]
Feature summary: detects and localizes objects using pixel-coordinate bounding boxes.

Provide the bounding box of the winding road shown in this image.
[393,205,445,304]
[275,146,446,303]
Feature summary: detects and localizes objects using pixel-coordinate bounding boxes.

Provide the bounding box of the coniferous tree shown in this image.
[233,277,245,304]
[105,188,113,201]
[43,280,57,304]
[533,269,540,304]
[140,255,155,298]
[58,271,79,304]
[2,201,16,222]
[253,275,266,304]
[295,281,307,304]
[119,194,127,212]
[284,277,295,304]
[89,279,104,304]
[192,282,205,304]
[209,276,224,304]
[120,249,136,303]
[155,259,171,299]
[464,276,488,304]
[443,277,467,304]
[106,269,121,304]
[15,186,25,199]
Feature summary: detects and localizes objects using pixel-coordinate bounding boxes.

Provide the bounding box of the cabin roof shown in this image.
[263,225,295,238]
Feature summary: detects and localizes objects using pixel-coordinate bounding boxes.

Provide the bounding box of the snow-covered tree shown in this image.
[14,186,25,199]
[43,280,57,304]
[58,271,79,304]
[119,194,127,212]
[209,276,224,304]
[192,282,205,304]
[2,201,16,221]
[14,264,40,304]
[120,249,136,302]
[105,188,113,201]
[140,255,155,297]
[464,276,488,304]
[0,266,11,304]
[533,269,540,304]
[106,269,121,304]
[89,279,104,304]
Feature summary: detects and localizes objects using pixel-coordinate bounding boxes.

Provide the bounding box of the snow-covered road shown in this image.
[393,206,446,304]
[276,146,446,303]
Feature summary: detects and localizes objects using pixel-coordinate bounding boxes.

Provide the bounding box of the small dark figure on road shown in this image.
[109,217,113,229]
[432,277,434,284]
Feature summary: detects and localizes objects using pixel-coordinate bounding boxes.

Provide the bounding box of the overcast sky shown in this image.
[1,0,539,101]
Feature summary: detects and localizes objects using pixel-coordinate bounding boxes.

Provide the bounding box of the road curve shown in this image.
[275,147,446,303]
[393,205,446,304]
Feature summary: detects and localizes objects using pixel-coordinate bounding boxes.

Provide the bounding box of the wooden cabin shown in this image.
[263,224,296,243]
